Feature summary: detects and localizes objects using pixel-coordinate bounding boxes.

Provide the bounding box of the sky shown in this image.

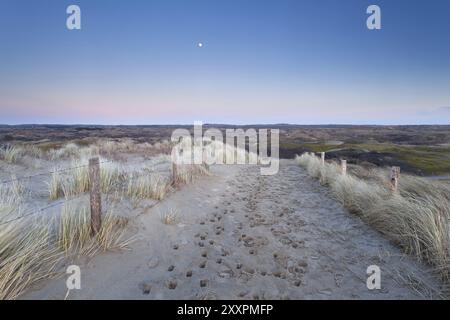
[0,0,449,125]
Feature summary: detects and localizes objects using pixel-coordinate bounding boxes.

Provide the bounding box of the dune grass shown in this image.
[58,203,132,257]
[0,217,63,300]
[48,170,63,200]
[296,153,450,282]
[0,196,131,300]
[0,146,22,164]
[159,207,179,225]
[0,184,62,300]
[1,140,212,299]
[47,157,125,200]
[174,164,210,185]
[127,172,170,201]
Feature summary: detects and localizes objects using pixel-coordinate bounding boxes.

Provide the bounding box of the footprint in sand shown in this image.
[147,257,159,269]
[139,282,151,295]
[292,279,302,287]
[238,290,249,298]
[218,268,234,279]
[243,266,255,274]
[166,279,177,290]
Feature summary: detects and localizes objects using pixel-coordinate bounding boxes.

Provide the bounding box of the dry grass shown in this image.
[100,162,125,194]
[0,145,22,164]
[0,217,63,300]
[48,143,80,160]
[127,172,170,201]
[58,203,132,257]
[0,197,131,300]
[0,139,206,299]
[159,207,179,225]
[296,153,450,282]
[97,139,172,159]
[48,170,63,200]
[0,186,63,300]
[174,164,210,185]
[61,163,90,198]
[0,181,24,220]
[48,157,125,199]
[21,145,44,159]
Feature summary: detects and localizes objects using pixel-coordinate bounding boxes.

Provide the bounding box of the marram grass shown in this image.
[296,153,450,282]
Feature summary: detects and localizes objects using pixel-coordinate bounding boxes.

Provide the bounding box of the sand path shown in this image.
[25,160,444,299]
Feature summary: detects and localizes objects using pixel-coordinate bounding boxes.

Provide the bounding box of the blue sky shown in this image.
[0,0,449,124]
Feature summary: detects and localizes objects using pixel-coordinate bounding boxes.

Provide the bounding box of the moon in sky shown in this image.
[198,42,203,48]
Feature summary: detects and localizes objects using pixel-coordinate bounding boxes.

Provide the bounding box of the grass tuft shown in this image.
[127,173,170,201]
[159,208,179,225]
[296,152,450,282]
[0,145,22,164]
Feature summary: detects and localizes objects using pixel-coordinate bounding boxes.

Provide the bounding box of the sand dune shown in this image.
[24,160,444,299]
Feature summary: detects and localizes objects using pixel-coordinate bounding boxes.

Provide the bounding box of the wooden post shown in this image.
[341,159,347,175]
[89,157,102,235]
[320,152,325,165]
[390,166,401,191]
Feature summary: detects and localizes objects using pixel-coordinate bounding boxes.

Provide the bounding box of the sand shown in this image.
[23,160,445,299]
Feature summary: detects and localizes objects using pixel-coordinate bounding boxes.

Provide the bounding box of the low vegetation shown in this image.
[58,203,132,256]
[296,153,450,282]
[127,173,170,201]
[159,207,179,225]
[284,142,450,175]
[0,139,213,299]
[0,145,22,164]
[0,197,131,300]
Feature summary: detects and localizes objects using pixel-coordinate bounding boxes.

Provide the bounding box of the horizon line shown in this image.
[1,123,450,127]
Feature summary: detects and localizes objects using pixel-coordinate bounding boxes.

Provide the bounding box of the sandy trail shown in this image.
[25,160,444,299]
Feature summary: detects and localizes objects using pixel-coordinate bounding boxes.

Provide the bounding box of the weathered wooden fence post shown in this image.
[341,159,347,175]
[320,152,325,165]
[89,157,102,235]
[390,166,401,191]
